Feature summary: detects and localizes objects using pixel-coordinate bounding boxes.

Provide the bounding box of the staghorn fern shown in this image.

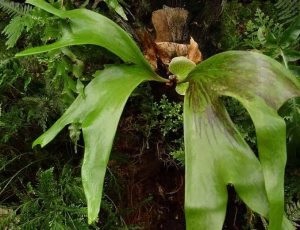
[7,166,100,229]
[13,0,300,228]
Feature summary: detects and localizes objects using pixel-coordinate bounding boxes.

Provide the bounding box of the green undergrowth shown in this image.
[0,164,131,229]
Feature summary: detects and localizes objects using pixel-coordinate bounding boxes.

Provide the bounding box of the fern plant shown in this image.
[0,0,34,48]
[286,202,300,225]
[134,92,185,164]
[243,8,283,49]
[0,0,33,16]
[14,0,300,229]
[0,166,100,229]
[242,5,300,73]
[275,0,300,26]
[0,0,62,48]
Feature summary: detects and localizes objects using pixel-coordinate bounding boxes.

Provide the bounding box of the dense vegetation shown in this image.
[0,0,299,229]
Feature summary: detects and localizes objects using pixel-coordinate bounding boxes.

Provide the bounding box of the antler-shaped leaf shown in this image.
[15,0,166,224]
[33,65,160,223]
[16,0,151,70]
[184,51,300,230]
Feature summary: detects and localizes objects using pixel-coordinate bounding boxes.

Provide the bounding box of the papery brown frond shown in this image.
[137,7,202,70]
[188,37,202,64]
[152,6,188,43]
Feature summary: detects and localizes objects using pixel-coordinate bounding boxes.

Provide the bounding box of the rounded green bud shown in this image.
[169,56,196,83]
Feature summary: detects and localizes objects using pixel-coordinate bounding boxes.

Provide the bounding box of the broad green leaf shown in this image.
[16,0,165,224]
[16,0,150,70]
[184,51,300,229]
[184,94,269,229]
[32,65,160,224]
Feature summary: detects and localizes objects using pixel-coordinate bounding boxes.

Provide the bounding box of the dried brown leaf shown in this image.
[187,37,202,64]
[156,42,188,65]
[152,7,188,42]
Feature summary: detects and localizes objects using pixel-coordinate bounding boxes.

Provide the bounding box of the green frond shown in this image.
[2,13,36,48]
[0,0,42,48]
[0,0,33,16]
[286,201,300,224]
[36,168,57,198]
[275,0,300,26]
[2,15,25,48]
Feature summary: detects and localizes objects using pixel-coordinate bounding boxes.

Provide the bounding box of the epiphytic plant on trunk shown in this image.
[15,0,300,229]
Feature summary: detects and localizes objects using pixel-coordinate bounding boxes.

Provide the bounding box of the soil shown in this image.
[111,117,185,229]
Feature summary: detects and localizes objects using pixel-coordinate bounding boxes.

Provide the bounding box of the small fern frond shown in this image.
[2,13,36,48]
[0,0,33,16]
[1,1,61,48]
[275,0,300,26]
[286,201,300,224]
[2,15,25,48]
[37,167,57,198]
